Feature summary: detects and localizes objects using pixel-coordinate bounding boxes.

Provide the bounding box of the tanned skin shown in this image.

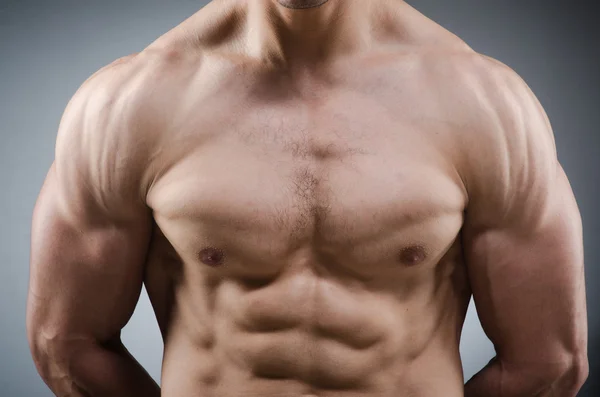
[27,0,588,396]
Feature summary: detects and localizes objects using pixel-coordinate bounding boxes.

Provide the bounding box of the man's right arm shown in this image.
[26,56,161,397]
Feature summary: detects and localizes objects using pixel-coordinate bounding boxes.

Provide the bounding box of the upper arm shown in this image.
[460,58,587,376]
[27,55,153,356]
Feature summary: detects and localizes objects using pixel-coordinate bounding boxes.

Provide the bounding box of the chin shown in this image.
[277,0,331,10]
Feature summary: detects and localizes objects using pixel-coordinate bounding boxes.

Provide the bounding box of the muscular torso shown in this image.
[133,2,478,396]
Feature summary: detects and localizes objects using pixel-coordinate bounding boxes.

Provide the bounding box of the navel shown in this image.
[199,247,226,267]
[398,245,427,266]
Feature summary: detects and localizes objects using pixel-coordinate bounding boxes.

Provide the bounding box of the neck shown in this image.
[247,0,372,65]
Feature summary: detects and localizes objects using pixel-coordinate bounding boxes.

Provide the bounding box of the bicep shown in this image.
[27,59,152,347]
[461,58,587,374]
[464,165,586,369]
[28,165,152,346]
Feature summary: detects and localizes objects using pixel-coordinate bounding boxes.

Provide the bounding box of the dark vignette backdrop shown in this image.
[0,0,598,395]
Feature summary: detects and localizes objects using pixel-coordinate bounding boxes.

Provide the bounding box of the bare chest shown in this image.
[145,87,467,282]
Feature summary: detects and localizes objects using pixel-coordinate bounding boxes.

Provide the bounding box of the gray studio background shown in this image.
[1,0,598,396]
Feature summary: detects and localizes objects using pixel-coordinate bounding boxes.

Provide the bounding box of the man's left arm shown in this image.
[461,58,588,396]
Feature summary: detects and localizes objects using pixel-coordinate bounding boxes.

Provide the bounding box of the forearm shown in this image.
[464,356,587,397]
[35,338,160,397]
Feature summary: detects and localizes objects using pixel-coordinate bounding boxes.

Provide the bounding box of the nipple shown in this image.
[399,245,427,266]
[199,247,225,267]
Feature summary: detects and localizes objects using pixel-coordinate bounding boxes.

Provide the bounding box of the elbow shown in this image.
[534,354,589,397]
[555,354,589,396]
[498,353,588,397]
[27,305,61,382]
[28,326,70,383]
[27,325,94,389]
[27,320,49,377]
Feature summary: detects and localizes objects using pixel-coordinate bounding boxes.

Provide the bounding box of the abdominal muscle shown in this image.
[147,252,469,397]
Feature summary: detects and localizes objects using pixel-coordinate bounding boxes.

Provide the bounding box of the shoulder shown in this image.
[54,52,168,207]
[57,46,202,156]
[56,45,210,200]
[417,48,529,101]
[399,45,536,125]
[59,53,146,143]
[413,48,554,155]
[56,54,147,172]
[413,46,554,145]
[62,47,193,124]
[450,52,556,167]
[402,48,558,213]
[442,51,549,136]
[440,53,558,219]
